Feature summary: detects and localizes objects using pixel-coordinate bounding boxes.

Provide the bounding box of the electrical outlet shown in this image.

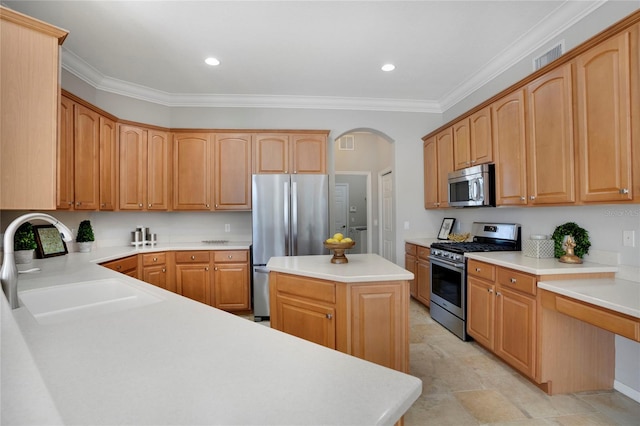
[623,230,635,247]
[404,221,410,230]
[225,224,231,233]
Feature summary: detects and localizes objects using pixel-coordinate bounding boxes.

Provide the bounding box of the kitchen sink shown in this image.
[19,278,162,325]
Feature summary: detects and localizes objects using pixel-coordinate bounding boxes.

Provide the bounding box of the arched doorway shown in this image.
[333,129,395,260]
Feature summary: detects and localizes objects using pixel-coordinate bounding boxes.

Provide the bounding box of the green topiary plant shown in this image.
[551,222,590,259]
[76,220,95,243]
[14,222,37,251]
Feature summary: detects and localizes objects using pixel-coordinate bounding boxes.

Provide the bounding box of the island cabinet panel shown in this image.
[0,7,67,210]
[575,28,634,203]
[526,63,575,205]
[270,271,410,373]
[491,90,528,206]
[350,283,408,372]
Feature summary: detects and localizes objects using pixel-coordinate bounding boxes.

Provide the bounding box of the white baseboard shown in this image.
[614,380,640,403]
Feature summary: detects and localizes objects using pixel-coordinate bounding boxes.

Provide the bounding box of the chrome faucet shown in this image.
[1,213,73,309]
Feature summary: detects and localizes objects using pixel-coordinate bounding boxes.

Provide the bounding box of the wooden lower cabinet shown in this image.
[404,244,417,298]
[175,251,212,305]
[212,250,250,312]
[404,243,430,308]
[270,271,409,373]
[100,255,138,278]
[141,252,174,292]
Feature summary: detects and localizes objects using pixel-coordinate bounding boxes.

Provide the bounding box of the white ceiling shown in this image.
[4,1,608,112]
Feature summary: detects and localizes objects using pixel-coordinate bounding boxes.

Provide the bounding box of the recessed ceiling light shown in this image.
[205,57,220,66]
[381,63,395,72]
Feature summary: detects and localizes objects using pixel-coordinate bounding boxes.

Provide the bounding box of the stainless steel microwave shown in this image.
[447,164,495,207]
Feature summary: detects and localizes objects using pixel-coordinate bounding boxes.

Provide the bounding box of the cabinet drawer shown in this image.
[417,246,430,260]
[213,250,248,263]
[101,255,138,272]
[405,243,416,256]
[273,273,336,304]
[142,252,166,266]
[468,260,496,281]
[175,251,210,263]
[497,267,536,296]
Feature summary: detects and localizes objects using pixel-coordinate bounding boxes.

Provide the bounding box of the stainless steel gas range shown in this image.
[429,222,521,340]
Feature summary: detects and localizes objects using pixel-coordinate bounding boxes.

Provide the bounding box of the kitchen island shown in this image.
[1,246,421,425]
[268,254,414,373]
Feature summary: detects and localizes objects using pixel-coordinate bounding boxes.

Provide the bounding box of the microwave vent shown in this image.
[533,41,564,71]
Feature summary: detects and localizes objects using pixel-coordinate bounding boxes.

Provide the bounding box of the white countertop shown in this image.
[267,253,414,282]
[464,251,619,275]
[2,245,421,425]
[538,278,640,319]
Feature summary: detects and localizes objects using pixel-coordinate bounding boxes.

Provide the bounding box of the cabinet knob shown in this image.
[529,196,536,200]
[162,268,166,273]
[475,267,481,272]
[496,291,502,297]
[191,255,196,260]
[206,204,210,208]
[228,255,232,259]
[148,203,152,208]
[153,257,158,262]
[76,202,81,206]
[520,196,525,201]
[215,204,219,208]
[326,313,332,319]
[619,188,630,194]
[488,288,494,294]
[101,203,105,208]
[510,278,517,283]
[214,267,218,271]
[68,201,73,206]
[205,267,209,271]
[471,160,476,164]
[116,265,122,270]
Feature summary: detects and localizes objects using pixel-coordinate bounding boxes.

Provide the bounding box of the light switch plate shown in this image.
[623,230,635,247]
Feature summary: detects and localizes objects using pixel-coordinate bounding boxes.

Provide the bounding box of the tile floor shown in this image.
[404,299,640,426]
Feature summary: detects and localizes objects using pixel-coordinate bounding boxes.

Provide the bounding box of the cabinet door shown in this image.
[466,276,495,349]
[147,129,170,210]
[527,64,575,205]
[423,136,438,209]
[350,283,409,372]
[275,294,336,349]
[173,133,211,210]
[101,255,138,278]
[213,133,251,210]
[119,124,146,210]
[73,104,100,210]
[175,263,211,305]
[416,258,430,307]
[291,134,326,174]
[495,286,536,379]
[213,263,250,311]
[57,96,75,210]
[404,253,417,298]
[453,118,471,170]
[436,128,454,208]
[99,116,117,210]
[470,106,493,165]
[492,90,527,206]
[254,133,289,173]
[143,264,168,290]
[576,30,633,202]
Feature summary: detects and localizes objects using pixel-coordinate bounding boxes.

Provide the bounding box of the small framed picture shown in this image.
[438,218,456,240]
[34,225,68,258]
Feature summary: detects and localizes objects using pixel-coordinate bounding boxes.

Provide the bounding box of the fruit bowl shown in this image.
[324,241,356,264]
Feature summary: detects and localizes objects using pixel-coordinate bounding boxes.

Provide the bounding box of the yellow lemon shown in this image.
[325,238,337,243]
[342,237,353,243]
[332,233,344,241]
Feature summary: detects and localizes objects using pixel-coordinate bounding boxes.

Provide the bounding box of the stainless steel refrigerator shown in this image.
[251,174,328,320]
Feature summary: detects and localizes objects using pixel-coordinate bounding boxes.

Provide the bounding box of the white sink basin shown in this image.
[19,278,162,325]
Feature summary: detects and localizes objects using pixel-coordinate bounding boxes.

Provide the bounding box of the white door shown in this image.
[380,171,394,261]
[334,183,349,236]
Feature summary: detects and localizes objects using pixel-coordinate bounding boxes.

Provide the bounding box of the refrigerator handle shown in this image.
[291,181,298,255]
[284,181,290,256]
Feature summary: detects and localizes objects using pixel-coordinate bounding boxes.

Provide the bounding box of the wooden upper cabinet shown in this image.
[0,7,67,210]
[423,136,438,209]
[173,133,212,210]
[453,119,471,170]
[73,104,101,210]
[575,29,634,203]
[492,90,528,206]
[291,134,326,174]
[99,116,117,210]
[119,124,146,210]
[526,63,575,205]
[436,128,454,208]
[470,106,493,166]
[57,96,75,210]
[147,129,170,210]
[254,133,327,174]
[213,133,252,210]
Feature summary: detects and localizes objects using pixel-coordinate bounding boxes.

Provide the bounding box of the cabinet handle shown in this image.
[326,313,332,319]
[191,255,196,260]
[619,188,630,194]
[510,278,517,283]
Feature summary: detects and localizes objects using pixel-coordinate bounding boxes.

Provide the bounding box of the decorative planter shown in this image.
[77,241,93,253]
[15,249,34,264]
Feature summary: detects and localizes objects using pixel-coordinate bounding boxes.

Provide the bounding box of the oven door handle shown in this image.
[428,256,465,271]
